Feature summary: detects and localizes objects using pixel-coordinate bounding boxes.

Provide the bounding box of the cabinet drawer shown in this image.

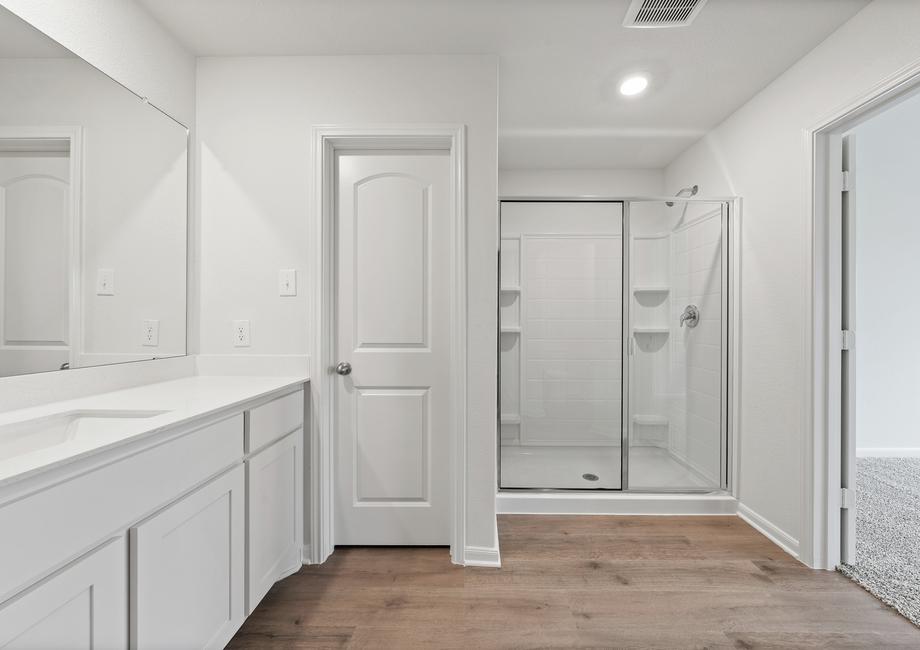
[246,390,303,453]
[0,415,243,601]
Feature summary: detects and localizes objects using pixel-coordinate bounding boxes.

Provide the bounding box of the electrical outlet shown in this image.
[96,269,115,295]
[233,320,251,347]
[279,269,297,296]
[142,320,159,347]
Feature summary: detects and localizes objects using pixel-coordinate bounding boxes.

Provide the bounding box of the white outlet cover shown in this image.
[233,319,251,347]
[96,269,115,295]
[279,269,297,296]
[143,319,159,347]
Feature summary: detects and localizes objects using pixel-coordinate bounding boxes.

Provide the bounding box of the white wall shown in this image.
[499,168,663,198]
[850,90,920,455]
[0,0,195,126]
[664,0,920,564]
[197,54,499,554]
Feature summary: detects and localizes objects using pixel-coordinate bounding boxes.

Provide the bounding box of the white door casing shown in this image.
[840,135,857,565]
[334,152,451,546]
[311,126,468,565]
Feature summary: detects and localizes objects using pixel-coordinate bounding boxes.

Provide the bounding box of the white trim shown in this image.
[300,544,312,565]
[311,125,468,565]
[737,503,800,560]
[856,448,920,458]
[496,491,737,515]
[809,57,920,571]
[463,545,501,567]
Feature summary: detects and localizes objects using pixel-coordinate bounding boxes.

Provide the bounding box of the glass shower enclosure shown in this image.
[498,198,730,492]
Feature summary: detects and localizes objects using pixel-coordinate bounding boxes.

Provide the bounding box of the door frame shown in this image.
[310,125,467,565]
[809,61,920,570]
[0,126,83,369]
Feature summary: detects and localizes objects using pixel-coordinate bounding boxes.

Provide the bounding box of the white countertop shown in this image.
[0,374,308,489]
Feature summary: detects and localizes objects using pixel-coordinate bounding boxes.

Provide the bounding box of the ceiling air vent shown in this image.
[623,0,709,28]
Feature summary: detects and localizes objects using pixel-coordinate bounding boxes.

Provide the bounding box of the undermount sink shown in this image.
[0,410,169,460]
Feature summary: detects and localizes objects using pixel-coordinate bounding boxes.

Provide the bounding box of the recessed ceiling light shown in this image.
[619,75,649,97]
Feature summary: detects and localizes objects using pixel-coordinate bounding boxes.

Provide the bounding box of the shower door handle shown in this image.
[680,305,700,328]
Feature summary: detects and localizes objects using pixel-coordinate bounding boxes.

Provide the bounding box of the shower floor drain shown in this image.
[582,473,599,482]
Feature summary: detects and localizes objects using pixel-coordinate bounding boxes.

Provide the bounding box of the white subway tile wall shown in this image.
[523,236,623,445]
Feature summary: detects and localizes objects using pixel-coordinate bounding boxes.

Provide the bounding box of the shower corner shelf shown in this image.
[500,286,521,293]
[500,414,521,425]
[632,286,670,295]
[500,326,521,334]
[633,327,670,335]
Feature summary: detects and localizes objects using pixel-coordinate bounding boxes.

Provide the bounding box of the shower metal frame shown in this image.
[497,195,738,495]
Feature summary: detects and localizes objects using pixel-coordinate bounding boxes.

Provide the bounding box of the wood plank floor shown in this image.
[228,515,920,648]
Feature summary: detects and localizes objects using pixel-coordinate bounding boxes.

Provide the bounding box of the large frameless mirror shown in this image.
[0,6,188,378]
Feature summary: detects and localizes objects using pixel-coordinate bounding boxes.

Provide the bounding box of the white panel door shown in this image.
[334,152,450,545]
[0,537,126,650]
[131,465,246,649]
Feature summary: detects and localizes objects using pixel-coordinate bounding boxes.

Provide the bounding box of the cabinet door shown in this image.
[0,537,126,649]
[246,428,303,613]
[131,465,245,650]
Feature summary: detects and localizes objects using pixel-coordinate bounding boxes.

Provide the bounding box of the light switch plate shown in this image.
[233,320,251,347]
[96,269,115,295]
[142,320,159,347]
[279,269,297,296]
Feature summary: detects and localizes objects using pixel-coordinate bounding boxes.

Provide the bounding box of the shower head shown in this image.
[666,184,699,207]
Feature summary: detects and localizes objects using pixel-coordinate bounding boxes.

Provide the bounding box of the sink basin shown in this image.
[0,409,169,460]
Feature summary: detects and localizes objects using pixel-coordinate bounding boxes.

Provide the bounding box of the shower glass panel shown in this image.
[626,199,727,490]
[499,201,624,489]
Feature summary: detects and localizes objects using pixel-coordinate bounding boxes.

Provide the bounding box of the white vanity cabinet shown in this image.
[246,429,303,612]
[0,537,127,649]
[0,382,306,650]
[131,465,246,649]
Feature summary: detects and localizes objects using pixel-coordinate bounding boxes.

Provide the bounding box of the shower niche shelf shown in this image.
[633,327,669,335]
[633,286,669,295]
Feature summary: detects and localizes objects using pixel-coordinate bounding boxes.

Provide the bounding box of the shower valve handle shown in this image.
[680,305,700,328]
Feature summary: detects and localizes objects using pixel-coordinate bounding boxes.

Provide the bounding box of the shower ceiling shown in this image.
[139,0,869,168]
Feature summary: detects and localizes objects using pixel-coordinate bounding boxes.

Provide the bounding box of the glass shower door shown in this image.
[626,199,728,491]
[499,201,624,489]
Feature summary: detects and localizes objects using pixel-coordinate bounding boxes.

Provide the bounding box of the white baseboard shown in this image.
[497,491,737,516]
[301,544,313,565]
[856,447,920,458]
[737,503,799,559]
[464,545,502,567]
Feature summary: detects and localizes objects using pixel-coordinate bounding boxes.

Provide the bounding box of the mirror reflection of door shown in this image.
[0,137,71,376]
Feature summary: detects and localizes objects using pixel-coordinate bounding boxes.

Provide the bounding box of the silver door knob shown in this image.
[680,305,700,328]
[335,362,352,376]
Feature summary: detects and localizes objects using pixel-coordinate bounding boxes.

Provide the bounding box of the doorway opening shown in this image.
[820,85,920,625]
